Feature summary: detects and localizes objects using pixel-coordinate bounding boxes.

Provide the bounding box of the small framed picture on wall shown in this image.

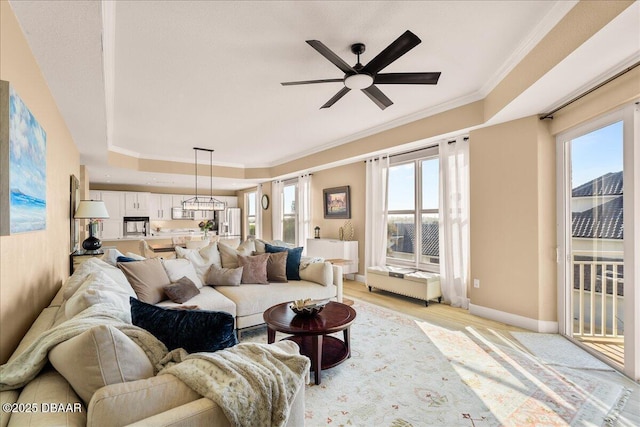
[323,186,351,219]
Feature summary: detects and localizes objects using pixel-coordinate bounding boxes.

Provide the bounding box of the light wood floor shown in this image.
[344,279,639,426]
[343,279,528,333]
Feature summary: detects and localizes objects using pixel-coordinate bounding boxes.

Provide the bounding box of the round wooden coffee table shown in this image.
[263,301,356,385]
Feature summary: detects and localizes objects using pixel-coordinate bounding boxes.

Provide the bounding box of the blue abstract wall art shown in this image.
[7,84,47,233]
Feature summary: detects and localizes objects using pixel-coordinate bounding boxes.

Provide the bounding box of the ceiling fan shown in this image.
[281,30,441,110]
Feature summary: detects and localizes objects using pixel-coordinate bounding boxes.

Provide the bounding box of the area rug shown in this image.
[241,299,633,427]
[510,332,613,370]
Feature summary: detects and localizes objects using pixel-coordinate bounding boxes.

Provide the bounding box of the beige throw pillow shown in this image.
[218,241,254,269]
[299,261,333,287]
[238,253,269,284]
[266,251,288,282]
[49,325,154,405]
[117,258,172,304]
[206,265,243,286]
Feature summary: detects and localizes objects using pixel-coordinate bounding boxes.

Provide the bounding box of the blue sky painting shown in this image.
[9,85,46,233]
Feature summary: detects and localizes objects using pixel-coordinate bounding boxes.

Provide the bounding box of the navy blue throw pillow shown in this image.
[116,256,139,263]
[265,244,303,281]
[130,297,237,353]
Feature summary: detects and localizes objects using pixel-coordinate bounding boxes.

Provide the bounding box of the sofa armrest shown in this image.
[125,398,230,427]
[332,264,343,303]
[87,374,200,427]
[126,379,305,427]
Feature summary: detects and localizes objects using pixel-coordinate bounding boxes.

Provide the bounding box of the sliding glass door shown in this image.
[557,104,638,378]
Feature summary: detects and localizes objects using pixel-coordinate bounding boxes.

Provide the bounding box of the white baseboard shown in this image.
[354,274,366,283]
[469,303,558,333]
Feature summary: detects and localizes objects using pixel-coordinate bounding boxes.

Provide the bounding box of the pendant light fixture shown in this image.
[182,147,226,211]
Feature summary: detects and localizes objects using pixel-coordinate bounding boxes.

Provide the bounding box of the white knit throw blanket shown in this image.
[0,303,168,390]
[0,303,310,427]
[160,341,310,427]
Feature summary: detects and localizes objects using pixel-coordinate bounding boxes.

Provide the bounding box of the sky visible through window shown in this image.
[571,121,623,187]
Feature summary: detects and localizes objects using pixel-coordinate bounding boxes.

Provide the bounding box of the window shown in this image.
[246,191,256,238]
[387,150,439,270]
[282,181,297,245]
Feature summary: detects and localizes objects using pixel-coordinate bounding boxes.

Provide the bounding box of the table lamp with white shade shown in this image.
[74,200,110,253]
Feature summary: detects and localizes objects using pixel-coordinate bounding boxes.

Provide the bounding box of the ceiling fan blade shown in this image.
[306,40,356,74]
[375,72,441,85]
[362,85,393,110]
[320,87,351,109]
[362,30,421,75]
[281,78,344,86]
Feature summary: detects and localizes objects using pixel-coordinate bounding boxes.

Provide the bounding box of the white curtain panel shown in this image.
[297,174,312,250]
[365,156,389,269]
[438,137,470,309]
[255,184,263,239]
[271,180,284,241]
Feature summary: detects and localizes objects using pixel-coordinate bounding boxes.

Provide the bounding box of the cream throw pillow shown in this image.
[161,258,204,288]
[299,261,333,287]
[175,242,222,282]
[49,325,154,405]
[65,271,133,320]
[218,240,254,269]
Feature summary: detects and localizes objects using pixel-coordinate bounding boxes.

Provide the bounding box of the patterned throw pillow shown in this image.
[265,244,303,280]
[130,297,237,353]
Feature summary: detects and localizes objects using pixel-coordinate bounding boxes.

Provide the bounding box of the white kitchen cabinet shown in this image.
[123,192,150,216]
[88,191,123,239]
[216,196,237,208]
[306,238,359,274]
[149,194,174,220]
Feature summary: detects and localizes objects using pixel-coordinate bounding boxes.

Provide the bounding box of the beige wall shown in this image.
[468,116,556,322]
[0,2,80,363]
[310,162,366,274]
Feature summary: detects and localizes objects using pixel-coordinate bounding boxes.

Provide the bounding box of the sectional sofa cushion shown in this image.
[161,258,204,288]
[156,286,237,315]
[65,271,134,320]
[238,253,269,284]
[163,277,200,304]
[130,297,237,353]
[49,325,154,405]
[266,251,288,282]
[118,258,172,304]
[214,281,336,318]
[175,242,222,283]
[265,244,303,280]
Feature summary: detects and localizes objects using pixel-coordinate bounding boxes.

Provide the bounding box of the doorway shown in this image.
[557,104,638,378]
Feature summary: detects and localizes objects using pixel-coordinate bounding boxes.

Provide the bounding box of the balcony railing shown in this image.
[572,251,624,341]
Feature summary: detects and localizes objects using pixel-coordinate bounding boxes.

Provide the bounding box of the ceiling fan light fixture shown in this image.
[344,74,373,90]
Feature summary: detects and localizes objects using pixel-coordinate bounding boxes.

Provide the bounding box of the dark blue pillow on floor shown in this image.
[130,297,237,353]
[265,244,303,280]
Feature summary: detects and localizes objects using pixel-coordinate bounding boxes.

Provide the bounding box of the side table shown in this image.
[70,250,104,274]
[263,301,356,385]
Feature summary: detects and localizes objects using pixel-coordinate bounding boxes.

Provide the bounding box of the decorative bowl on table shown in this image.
[289,298,330,316]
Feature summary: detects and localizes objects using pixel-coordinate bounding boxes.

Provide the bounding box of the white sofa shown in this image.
[1,239,341,426]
